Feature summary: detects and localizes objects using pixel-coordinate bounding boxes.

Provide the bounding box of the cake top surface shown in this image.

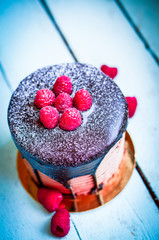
[8,63,128,167]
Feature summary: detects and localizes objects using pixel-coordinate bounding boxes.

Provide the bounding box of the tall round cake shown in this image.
[8,63,128,196]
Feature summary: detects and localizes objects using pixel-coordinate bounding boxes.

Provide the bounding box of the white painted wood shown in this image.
[46,0,159,198]
[119,0,159,58]
[0,70,12,148]
[0,142,79,240]
[0,0,73,91]
[72,170,159,240]
[0,0,159,239]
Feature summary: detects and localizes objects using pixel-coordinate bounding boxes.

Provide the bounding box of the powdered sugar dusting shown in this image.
[8,63,128,167]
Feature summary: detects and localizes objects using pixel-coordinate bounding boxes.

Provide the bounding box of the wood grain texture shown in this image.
[46,0,159,198]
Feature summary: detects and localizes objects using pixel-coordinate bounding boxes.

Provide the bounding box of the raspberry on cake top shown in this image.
[8,63,128,168]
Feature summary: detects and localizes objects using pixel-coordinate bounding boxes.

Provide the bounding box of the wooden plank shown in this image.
[0,69,12,148]
[0,0,73,91]
[72,171,159,240]
[0,142,79,240]
[0,0,159,239]
[46,0,159,198]
[118,0,159,60]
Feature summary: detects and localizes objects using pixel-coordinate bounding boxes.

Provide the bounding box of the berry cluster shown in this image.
[37,188,70,237]
[34,75,92,130]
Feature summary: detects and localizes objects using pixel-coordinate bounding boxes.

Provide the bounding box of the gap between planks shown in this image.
[70,216,82,240]
[114,0,159,66]
[39,0,78,62]
[136,162,159,209]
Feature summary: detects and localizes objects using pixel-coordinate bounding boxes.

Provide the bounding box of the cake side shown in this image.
[8,63,128,167]
[19,133,125,195]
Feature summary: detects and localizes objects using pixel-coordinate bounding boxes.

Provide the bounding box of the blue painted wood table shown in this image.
[0,0,159,239]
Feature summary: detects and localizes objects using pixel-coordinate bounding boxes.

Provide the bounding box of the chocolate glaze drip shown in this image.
[8,63,128,186]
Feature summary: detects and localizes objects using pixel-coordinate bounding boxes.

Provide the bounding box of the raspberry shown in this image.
[101,65,118,79]
[34,89,55,108]
[59,108,82,131]
[58,203,66,209]
[43,190,63,212]
[126,97,137,118]
[73,89,92,111]
[40,106,59,129]
[53,75,72,96]
[51,208,70,237]
[54,93,73,113]
[37,188,63,212]
[37,188,49,204]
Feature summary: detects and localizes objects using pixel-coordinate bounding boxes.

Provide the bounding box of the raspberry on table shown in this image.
[126,96,137,118]
[37,188,49,204]
[54,92,73,113]
[40,106,59,129]
[34,89,55,108]
[101,65,118,79]
[37,188,63,212]
[59,108,82,131]
[73,89,92,111]
[51,208,70,237]
[53,75,72,96]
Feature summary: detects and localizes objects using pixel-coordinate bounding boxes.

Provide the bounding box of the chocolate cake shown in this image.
[8,63,128,195]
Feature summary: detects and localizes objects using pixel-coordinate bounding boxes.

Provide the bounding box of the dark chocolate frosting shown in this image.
[8,63,128,170]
